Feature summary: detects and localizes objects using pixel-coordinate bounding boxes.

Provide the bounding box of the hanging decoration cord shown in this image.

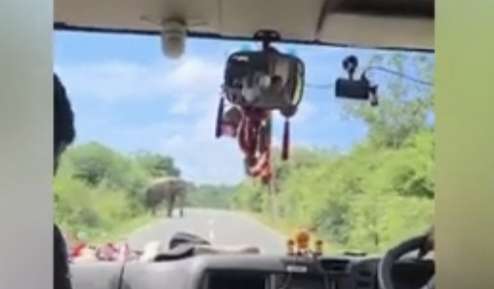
[282,119,290,160]
[364,66,434,87]
[305,83,333,90]
[305,66,433,91]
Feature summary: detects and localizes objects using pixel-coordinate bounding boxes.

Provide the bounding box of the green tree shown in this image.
[232,180,265,213]
[343,53,434,148]
[347,192,433,252]
[134,152,181,178]
[54,142,183,242]
[67,142,117,186]
[65,142,150,205]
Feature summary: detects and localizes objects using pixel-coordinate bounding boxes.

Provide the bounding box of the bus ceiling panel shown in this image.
[337,0,434,17]
[54,0,434,51]
[319,13,434,50]
[218,0,325,41]
[54,0,221,33]
[55,0,321,38]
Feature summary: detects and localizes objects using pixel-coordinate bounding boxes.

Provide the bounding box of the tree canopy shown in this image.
[54,143,182,241]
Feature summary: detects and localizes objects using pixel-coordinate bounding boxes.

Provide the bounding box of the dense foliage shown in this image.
[54,142,181,242]
[231,53,435,253]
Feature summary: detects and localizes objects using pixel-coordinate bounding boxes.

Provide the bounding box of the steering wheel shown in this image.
[378,233,435,289]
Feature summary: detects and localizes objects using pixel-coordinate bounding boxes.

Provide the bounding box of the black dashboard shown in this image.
[70,254,433,289]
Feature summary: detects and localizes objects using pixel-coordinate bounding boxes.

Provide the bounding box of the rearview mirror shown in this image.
[223,49,305,117]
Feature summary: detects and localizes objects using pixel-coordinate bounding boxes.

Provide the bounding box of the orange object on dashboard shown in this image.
[295,230,310,251]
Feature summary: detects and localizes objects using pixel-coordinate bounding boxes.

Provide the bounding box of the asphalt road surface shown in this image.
[127,208,286,254]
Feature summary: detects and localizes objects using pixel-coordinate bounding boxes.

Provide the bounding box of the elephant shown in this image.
[145,177,192,218]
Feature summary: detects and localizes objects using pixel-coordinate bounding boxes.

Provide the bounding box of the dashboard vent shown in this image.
[355,268,375,289]
[320,259,350,274]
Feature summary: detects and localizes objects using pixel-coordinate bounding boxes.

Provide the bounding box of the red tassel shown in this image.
[215,97,225,138]
[282,119,290,160]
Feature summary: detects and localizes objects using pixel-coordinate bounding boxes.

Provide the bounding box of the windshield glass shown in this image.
[54,31,434,257]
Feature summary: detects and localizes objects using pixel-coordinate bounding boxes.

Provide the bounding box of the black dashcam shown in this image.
[335,55,378,106]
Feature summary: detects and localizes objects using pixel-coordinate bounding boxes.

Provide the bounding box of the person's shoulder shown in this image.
[54,224,69,257]
[54,224,64,242]
[53,223,73,289]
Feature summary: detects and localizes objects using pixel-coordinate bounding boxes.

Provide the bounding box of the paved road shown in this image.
[127,208,286,254]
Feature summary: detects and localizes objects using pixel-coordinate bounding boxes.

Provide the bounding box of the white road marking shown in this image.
[208,218,216,242]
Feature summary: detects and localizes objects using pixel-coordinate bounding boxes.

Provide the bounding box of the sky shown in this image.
[54,31,428,185]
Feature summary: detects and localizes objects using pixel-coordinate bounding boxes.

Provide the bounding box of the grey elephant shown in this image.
[145,177,193,218]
